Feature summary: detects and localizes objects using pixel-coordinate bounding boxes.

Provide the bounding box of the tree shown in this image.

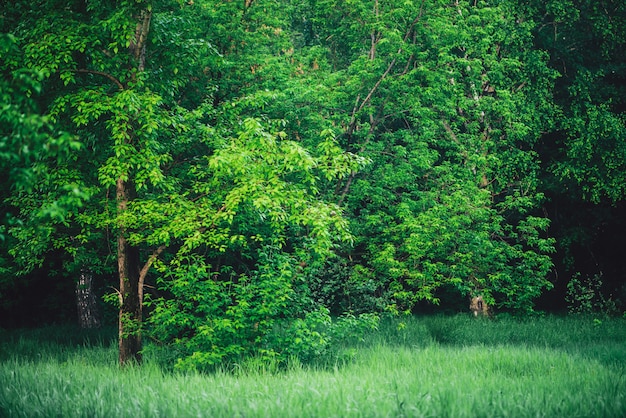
[3,0,169,363]
[264,0,557,313]
[4,0,624,369]
[0,32,84,321]
[3,0,363,366]
[520,0,626,203]
[518,0,626,307]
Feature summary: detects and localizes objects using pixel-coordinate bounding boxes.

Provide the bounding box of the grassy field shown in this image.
[1,315,624,417]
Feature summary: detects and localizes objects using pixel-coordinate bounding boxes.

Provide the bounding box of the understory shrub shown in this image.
[145,251,380,372]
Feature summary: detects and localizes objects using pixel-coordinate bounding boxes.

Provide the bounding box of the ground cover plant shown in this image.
[1,315,624,417]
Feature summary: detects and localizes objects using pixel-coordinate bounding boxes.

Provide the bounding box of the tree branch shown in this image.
[337,111,382,206]
[338,4,426,205]
[346,57,397,138]
[346,3,425,138]
[403,0,426,43]
[76,69,124,90]
[138,244,166,304]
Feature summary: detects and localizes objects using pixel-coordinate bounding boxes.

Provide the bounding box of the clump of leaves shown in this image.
[565,272,620,316]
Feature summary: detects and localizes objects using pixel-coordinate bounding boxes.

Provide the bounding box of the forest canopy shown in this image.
[1,0,625,368]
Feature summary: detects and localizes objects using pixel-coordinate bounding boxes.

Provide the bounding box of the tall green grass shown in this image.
[1,316,624,417]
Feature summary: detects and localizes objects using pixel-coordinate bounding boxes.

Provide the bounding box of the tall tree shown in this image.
[4,0,167,364]
[522,0,626,203]
[0,31,84,323]
[3,0,362,367]
[266,0,557,313]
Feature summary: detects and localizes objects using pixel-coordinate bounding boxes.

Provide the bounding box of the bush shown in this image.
[146,251,381,372]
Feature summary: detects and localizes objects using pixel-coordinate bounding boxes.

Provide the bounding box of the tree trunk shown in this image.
[117,177,143,365]
[469,295,490,317]
[76,268,101,329]
[116,7,152,367]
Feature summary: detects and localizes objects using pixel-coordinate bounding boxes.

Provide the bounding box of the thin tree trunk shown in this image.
[76,268,101,329]
[116,7,152,367]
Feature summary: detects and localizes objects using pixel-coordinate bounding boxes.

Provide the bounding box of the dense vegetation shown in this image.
[1,0,625,368]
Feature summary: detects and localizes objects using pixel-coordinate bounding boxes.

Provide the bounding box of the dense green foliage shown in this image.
[1,0,625,367]
[1,316,625,417]
[294,0,558,314]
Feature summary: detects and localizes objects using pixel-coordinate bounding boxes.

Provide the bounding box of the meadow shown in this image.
[1,315,624,417]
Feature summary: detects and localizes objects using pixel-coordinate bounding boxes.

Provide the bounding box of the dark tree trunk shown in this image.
[76,268,101,329]
[117,177,143,365]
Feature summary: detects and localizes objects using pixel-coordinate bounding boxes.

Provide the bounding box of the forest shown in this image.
[1,0,626,370]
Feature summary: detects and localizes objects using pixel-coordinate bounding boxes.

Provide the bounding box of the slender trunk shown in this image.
[117,177,143,365]
[116,6,152,367]
[76,268,101,329]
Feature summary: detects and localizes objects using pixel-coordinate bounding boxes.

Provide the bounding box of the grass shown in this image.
[1,315,625,417]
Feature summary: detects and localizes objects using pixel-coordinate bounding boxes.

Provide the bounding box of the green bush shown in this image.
[145,250,381,372]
